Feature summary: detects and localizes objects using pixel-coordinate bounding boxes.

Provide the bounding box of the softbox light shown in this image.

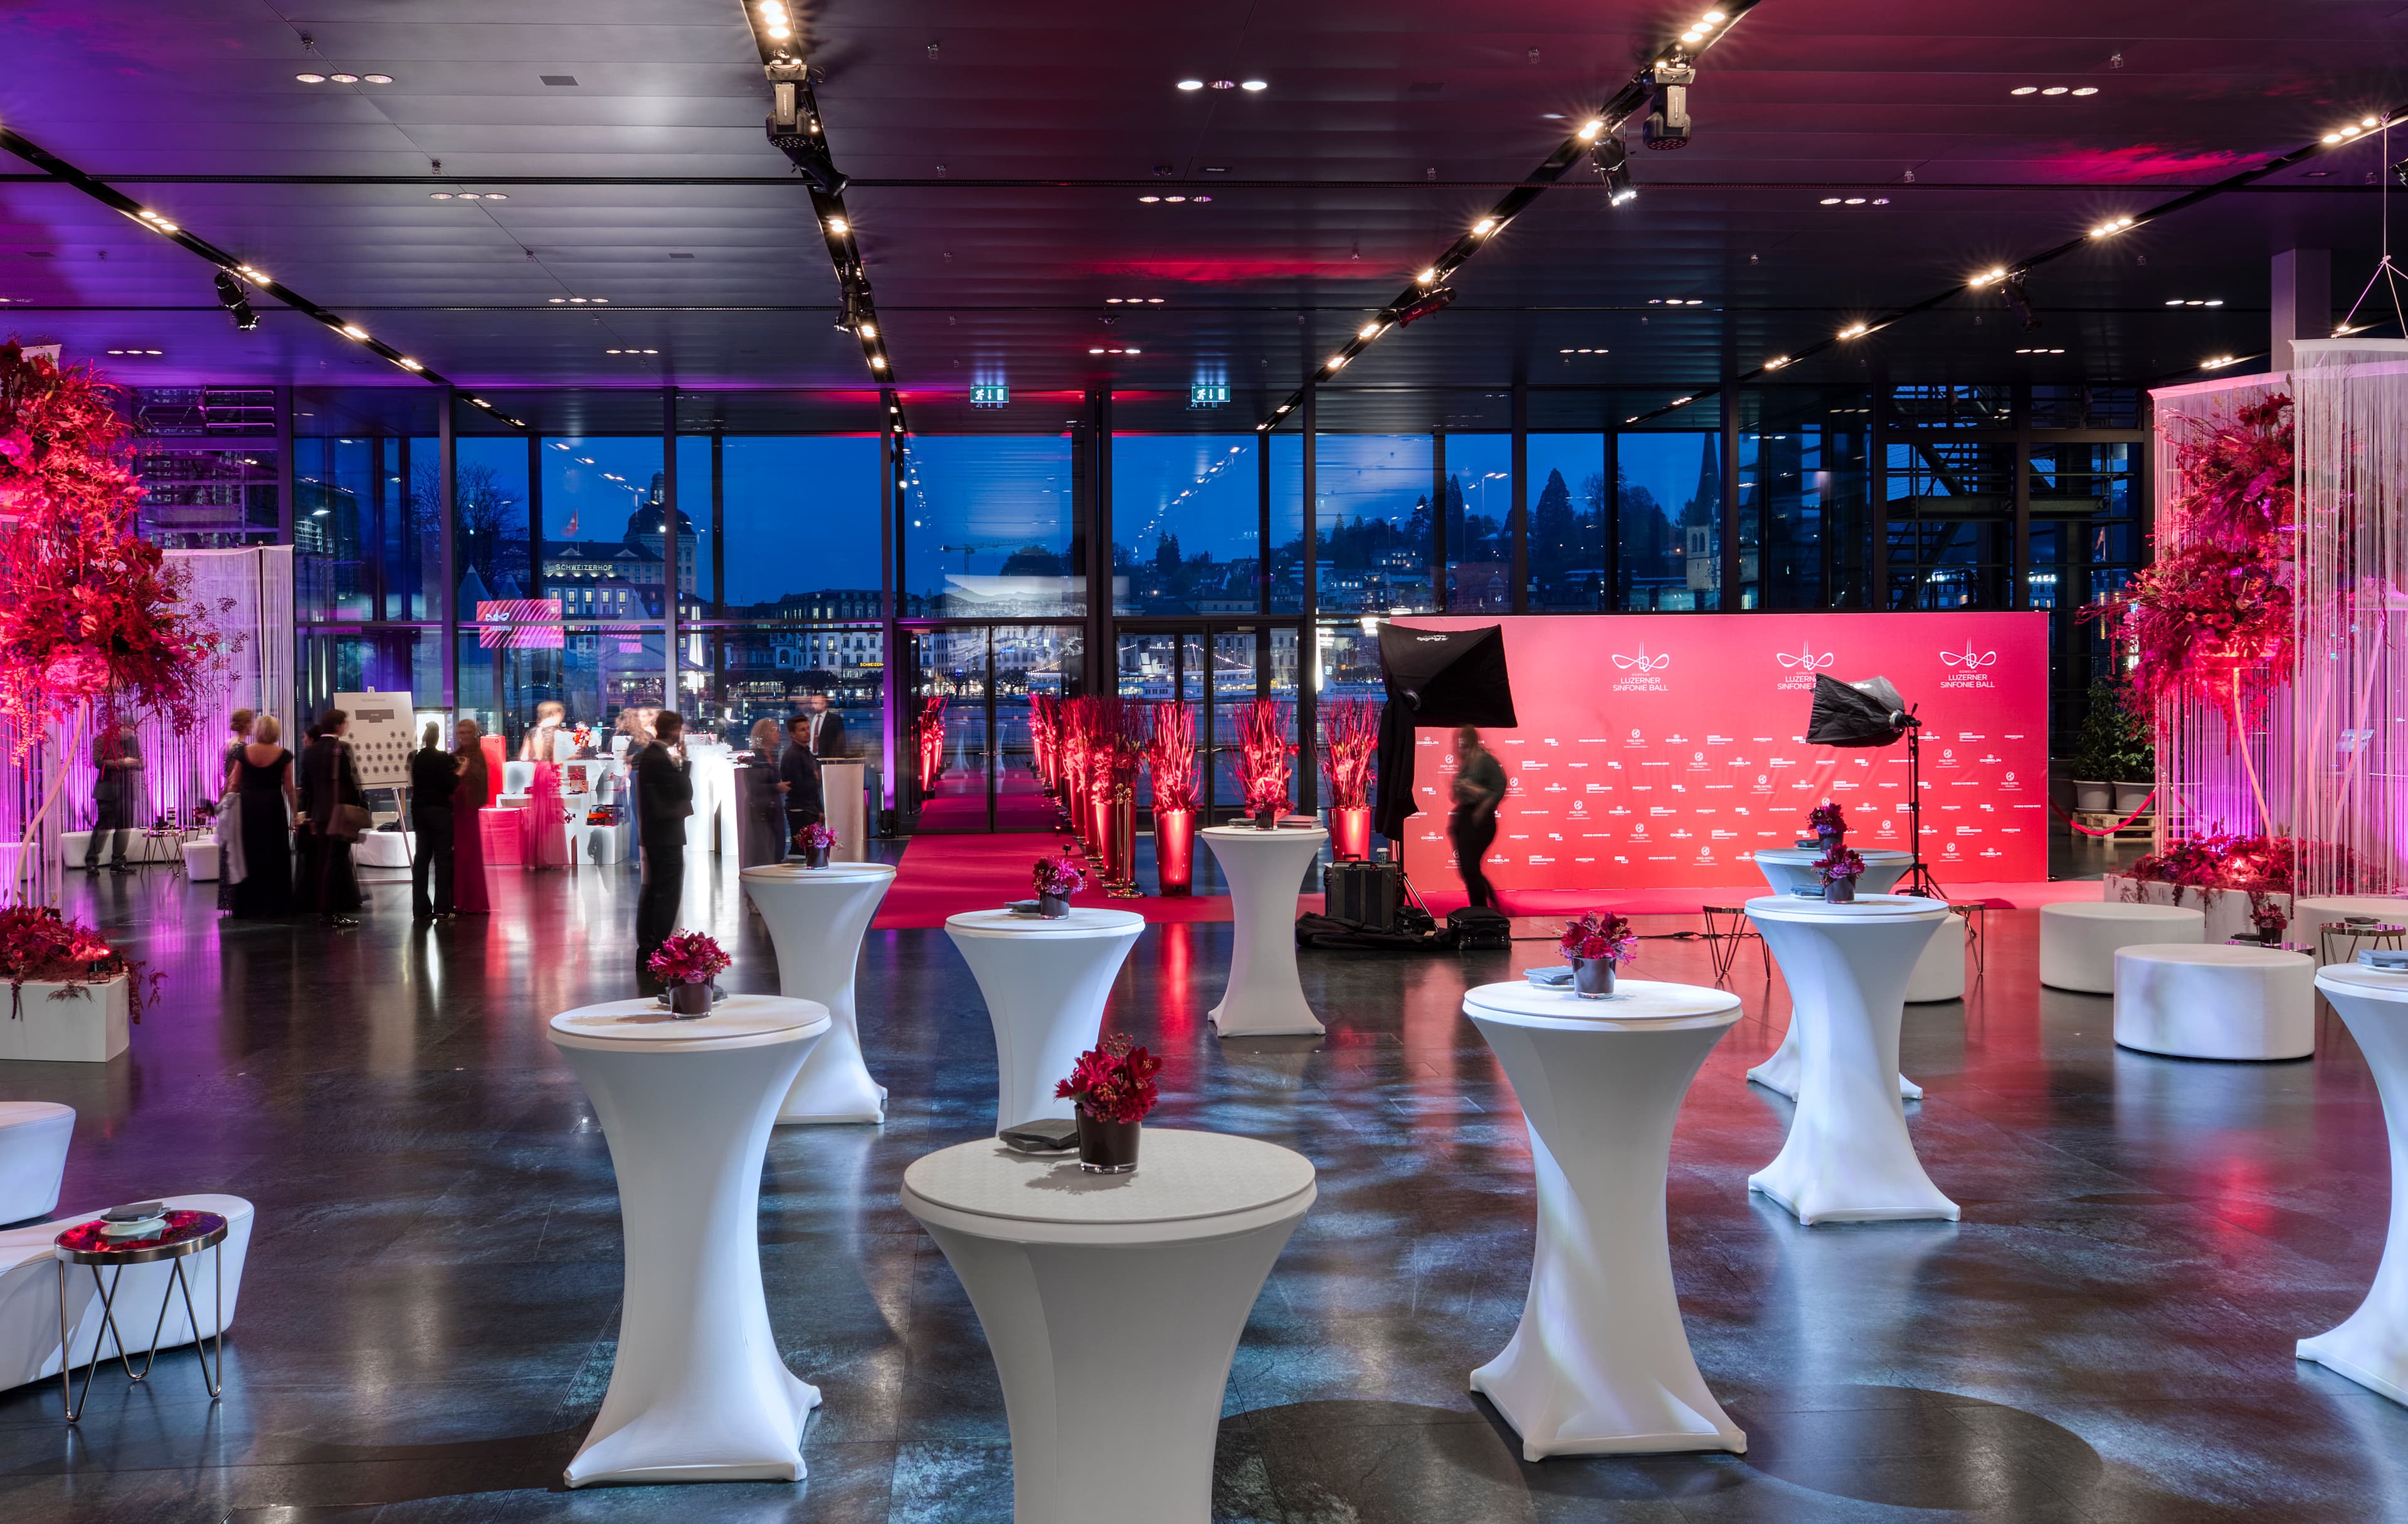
[1373,623,1518,841]
[1805,673,1913,748]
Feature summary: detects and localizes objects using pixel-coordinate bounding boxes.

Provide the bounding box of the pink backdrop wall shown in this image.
[1393,611,2051,890]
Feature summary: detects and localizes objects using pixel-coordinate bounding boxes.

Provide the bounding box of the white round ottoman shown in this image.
[1905,913,1967,1003]
[2040,901,2205,992]
[2113,943,2315,1061]
[0,1102,74,1225]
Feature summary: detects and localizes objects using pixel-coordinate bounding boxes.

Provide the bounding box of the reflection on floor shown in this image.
[0,842,2400,1522]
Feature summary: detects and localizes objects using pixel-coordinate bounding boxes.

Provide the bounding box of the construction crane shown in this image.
[937,539,1018,569]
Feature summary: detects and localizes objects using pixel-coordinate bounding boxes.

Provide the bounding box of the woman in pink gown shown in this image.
[521,702,571,870]
[452,720,492,913]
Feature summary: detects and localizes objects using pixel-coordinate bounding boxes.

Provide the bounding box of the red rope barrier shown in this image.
[2049,791,2157,837]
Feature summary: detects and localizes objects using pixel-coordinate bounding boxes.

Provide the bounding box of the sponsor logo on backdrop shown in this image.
[1938,644,1999,690]
[1773,644,1834,690]
[1611,647,1672,692]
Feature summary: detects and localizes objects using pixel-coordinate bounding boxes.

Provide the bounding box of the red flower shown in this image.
[645,929,731,985]
[1054,1031,1163,1124]
[1557,910,1637,965]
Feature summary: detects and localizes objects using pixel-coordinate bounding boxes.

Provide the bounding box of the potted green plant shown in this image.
[2071,676,2153,815]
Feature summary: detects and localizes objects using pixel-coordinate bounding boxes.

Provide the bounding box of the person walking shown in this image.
[633,710,695,992]
[216,708,255,912]
[84,717,144,874]
[411,721,460,920]
[299,708,367,928]
[223,714,296,919]
[1449,724,1508,911]
[778,713,824,853]
[451,720,492,915]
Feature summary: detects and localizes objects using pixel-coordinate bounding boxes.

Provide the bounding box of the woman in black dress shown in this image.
[215,708,255,913]
[224,713,297,918]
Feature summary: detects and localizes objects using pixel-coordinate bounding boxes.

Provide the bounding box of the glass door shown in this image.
[911,627,990,831]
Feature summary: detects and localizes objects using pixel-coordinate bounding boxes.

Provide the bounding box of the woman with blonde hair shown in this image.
[216,707,257,912]
[520,700,570,870]
[221,712,296,918]
[451,718,492,914]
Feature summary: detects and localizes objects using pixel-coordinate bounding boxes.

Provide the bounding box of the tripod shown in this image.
[1896,717,1946,900]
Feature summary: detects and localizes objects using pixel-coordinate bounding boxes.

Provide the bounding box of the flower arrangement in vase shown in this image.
[646,929,730,1016]
[1558,910,1637,998]
[1235,698,1295,828]
[795,820,836,868]
[0,905,158,1022]
[2247,901,2289,947]
[1320,696,1380,859]
[1806,800,1846,848]
[1817,846,1867,903]
[1148,700,1200,896]
[1032,854,1085,918]
[1054,1031,1163,1173]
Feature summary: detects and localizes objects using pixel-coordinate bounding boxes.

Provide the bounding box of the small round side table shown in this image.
[53,1209,228,1422]
[2319,922,2405,970]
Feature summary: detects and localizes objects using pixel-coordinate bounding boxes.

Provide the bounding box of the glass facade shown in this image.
[283,381,2146,826]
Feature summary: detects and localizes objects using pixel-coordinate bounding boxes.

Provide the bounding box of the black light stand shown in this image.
[1805,673,1945,900]
[1895,713,1946,901]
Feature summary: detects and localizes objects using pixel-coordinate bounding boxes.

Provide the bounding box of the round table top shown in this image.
[1752,846,1914,866]
[740,861,897,883]
[0,1100,72,1127]
[2042,900,2205,922]
[2113,942,2313,969]
[1464,977,1741,1029]
[55,1210,227,1265]
[945,907,1144,938]
[903,1128,1316,1230]
[2316,964,2408,1002]
[1201,822,1328,844]
[1745,892,1951,923]
[2296,895,2408,920]
[548,994,832,1049]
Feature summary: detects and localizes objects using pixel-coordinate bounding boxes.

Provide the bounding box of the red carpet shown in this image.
[1413,880,2097,917]
[874,830,1326,928]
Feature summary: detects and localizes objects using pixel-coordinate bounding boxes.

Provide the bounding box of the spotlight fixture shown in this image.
[1472,217,1498,235]
[1837,323,1871,339]
[2088,215,2135,237]
[1577,119,1604,140]
[1324,354,1348,370]
[364,74,393,84]
[329,73,360,84]
[213,271,258,332]
[1591,135,1636,205]
[235,265,268,283]
[1968,267,2007,288]
[2202,354,2240,369]
[1177,79,1204,91]
[1358,322,1383,339]
[2163,298,2224,307]
[1416,268,1439,284]
[2321,114,2385,144]
[398,357,423,370]
[1392,285,1458,325]
[763,57,850,196]
[1763,355,1791,370]
[825,216,849,235]
[2014,346,2067,355]
[1240,79,1267,91]
[1644,56,1695,150]
[2001,275,2041,330]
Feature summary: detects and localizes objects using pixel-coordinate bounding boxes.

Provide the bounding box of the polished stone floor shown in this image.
[1,838,2403,1523]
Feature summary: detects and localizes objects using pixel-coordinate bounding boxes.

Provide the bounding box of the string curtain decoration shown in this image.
[2291,338,2408,896]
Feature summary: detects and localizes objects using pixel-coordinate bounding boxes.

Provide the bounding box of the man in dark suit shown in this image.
[803,694,848,759]
[409,722,459,920]
[633,710,695,992]
[778,714,824,853]
[84,720,144,873]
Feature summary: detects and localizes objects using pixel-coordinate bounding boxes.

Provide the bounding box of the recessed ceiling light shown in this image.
[1820,196,1842,204]
[330,73,360,84]
[1873,197,1889,204]
[1106,297,1123,304]
[1844,197,1866,205]
[1176,79,1204,91]
[2010,86,2037,95]
[430,192,453,199]
[295,73,326,84]
[1202,166,1230,173]
[2040,86,2067,95]
[1193,194,1211,202]
[550,297,566,303]
[2071,87,2098,96]
[363,74,393,84]
[483,192,507,200]
[1240,80,1267,91]
[1165,195,1186,203]
[1138,194,1160,203]
[340,324,368,339]
[1211,80,1237,90]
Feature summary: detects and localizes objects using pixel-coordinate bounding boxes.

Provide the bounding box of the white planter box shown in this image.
[2104,876,2288,945]
[0,975,129,1063]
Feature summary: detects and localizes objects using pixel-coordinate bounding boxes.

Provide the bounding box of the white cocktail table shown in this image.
[1748,891,1933,1101]
[1751,848,1912,897]
[1201,824,1327,1037]
[742,863,897,1123]
[902,1130,1315,1524]
[2299,964,2408,1403]
[1745,895,1956,1224]
[945,908,1144,1132]
[1463,979,1746,1458]
[549,995,832,1486]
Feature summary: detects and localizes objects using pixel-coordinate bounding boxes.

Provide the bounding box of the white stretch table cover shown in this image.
[1751,848,1913,897]
[2113,943,2316,1061]
[2296,895,2408,927]
[742,863,897,1123]
[0,1101,73,1225]
[1201,824,1328,1038]
[2039,901,2204,992]
[2300,966,2408,1403]
[1463,980,1746,1458]
[945,909,1144,1132]
[1743,895,1957,1224]
[548,996,832,1487]
[901,1130,1315,1524]
[1748,893,1936,1100]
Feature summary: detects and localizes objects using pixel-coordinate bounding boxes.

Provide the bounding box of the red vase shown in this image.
[1332,805,1372,861]
[1155,807,1195,897]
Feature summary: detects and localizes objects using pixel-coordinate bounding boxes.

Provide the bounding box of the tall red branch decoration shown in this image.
[1148,701,1199,814]
[1319,697,1380,811]
[1235,698,1294,818]
[0,342,233,901]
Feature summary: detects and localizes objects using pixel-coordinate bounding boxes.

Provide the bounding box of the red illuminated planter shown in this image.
[1154,807,1195,896]
[1331,805,1372,862]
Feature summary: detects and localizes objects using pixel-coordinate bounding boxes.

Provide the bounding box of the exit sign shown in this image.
[1188,382,1230,409]
[970,383,1009,409]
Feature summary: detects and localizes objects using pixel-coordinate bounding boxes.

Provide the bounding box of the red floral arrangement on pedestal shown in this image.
[645,929,730,986]
[1055,1031,1163,1125]
[1033,854,1086,899]
[1148,700,1199,814]
[1235,698,1295,819]
[1817,846,1867,885]
[1807,801,1846,836]
[0,904,157,1021]
[1558,910,1637,966]
[1319,697,1380,811]
[796,821,836,851]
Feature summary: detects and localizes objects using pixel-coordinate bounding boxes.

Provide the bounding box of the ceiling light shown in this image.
[398,357,422,370]
[430,192,453,199]
[549,297,566,303]
[295,73,326,83]
[1106,297,1122,304]
[826,217,848,234]
[1838,323,1870,339]
[1211,80,1237,90]
[1417,268,1438,284]
[870,356,887,368]
[1472,217,1497,234]
[1844,197,1866,205]
[1139,195,1161,203]
[1275,403,1290,414]
[339,324,368,339]
[329,73,360,84]
[1578,120,1603,140]
[1165,195,1186,202]
[1820,196,1842,204]
[2071,87,2097,95]
[236,265,267,282]
[470,397,491,408]
[1241,79,1267,91]
[1193,194,1212,202]
[1325,355,1347,370]
[1177,80,1204,91]
[364,74,393,84]
[2010,86,2037,95]
[2088,215,2135,237]
[1089,347,1106,354]
[2203,355,2238,369]
[1703,8,1725,18]
[1358,322,1382,339]
[483,192,507,201]
[2040,86,2067,95]
[858,323,876,339]
[1682,29,1704,41]
[1970,268,2007,287]
[606,349,622,355]
[1763,355,1791,369]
